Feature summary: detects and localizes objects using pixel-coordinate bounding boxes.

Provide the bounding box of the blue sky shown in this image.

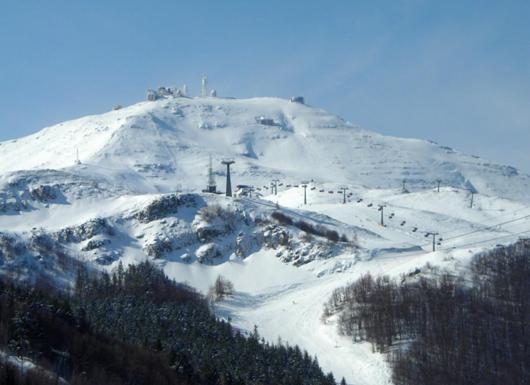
[1,0,529,172]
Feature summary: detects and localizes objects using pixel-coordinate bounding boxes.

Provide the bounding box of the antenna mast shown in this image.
[201,76,208,97]
[205,155,217,193]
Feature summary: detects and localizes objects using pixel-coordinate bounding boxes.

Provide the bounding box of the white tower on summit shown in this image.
[201,76,208,97]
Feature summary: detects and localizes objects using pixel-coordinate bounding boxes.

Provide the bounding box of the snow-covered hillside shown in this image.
[1,94,529,385]
[0,96,528,201]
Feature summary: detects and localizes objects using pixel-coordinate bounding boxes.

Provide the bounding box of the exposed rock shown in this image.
[82,238,111,251]
[53,218,114,243]
[262,225,290,249]
[196,243,221,264]
[193,204,239,241]
[145,238,173,258]
[135,193,196,223]
[30,185,57,202]
[235,231,261,258]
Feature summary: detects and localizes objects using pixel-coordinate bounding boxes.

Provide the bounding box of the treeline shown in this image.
[0,261,336,385]
[324,239,530,385]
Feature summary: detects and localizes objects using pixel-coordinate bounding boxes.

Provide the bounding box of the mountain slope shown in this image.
[0,96,528,201]
[1,94,529,385]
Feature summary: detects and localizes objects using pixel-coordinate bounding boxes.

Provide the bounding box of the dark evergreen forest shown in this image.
[0,262,336,385]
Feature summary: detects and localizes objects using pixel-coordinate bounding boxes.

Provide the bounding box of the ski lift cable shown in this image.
[408,210,530,249]
[439,229,530,251]
[436,206,530,239]
[413,215,530,250]
[441,214,530,242]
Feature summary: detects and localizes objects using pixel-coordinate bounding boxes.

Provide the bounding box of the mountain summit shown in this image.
[0,95,528,201]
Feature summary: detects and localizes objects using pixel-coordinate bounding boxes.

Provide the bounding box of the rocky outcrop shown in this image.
[135,194,197,223]
[193,204,240,241]
[53,218,114,243]
[82,238,111,251]
[196,243,221,264]
[145,238,173,258]
[262,225,290,249]
[30,185,57,202]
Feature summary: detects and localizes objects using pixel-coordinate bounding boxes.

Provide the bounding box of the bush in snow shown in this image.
[208,275,234,302]
[271,212,350,244]
[271,211,293,226]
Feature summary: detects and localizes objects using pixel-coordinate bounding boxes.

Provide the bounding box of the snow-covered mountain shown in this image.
[1,94,529,385]
[0,96,528,201]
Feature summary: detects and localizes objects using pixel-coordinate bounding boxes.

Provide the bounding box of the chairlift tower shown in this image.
[301,181,309,205]
[402,179,408,193]
[272,179,280,195]
[425,232,440,252]
[437,179,442,193]
[340,187,349,204]
[378,204,387,226]
[222,159,235,197]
